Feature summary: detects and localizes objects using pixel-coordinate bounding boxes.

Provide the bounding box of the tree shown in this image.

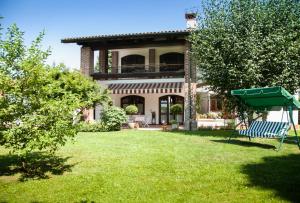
[190,0,300,112]
[0,24,109,159]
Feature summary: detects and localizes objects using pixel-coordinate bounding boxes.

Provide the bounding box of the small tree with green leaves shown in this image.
[0,24,109,165]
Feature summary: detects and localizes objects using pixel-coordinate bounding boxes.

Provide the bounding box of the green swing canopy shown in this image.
[231,86,300,110]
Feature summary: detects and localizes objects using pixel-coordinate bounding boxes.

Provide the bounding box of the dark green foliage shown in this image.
[101,106,127,131]
[191,0,300,112]
[170,104,183,115]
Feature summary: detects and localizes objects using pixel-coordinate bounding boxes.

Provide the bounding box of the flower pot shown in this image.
[128,122,136,129]
[171,124,178,130]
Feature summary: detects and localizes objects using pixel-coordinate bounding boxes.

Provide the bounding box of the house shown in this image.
[62,13,198,130]
[61,13,299,129]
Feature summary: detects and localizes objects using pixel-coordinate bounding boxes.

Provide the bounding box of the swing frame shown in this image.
[230,86,300,150]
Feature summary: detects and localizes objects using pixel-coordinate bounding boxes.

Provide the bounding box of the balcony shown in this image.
[91,64,185,80]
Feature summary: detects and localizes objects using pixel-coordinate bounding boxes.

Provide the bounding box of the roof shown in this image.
[231,86,300,110]
[61,29,190,44]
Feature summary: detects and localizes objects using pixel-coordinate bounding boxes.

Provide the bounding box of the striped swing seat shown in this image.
[239,121,289,138]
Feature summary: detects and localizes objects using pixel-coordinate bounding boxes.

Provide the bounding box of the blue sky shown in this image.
[1,0,200,69]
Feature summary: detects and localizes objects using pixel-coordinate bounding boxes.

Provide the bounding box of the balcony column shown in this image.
[184,41,197,130]
[149,49,155,72]
[99,49,108,73]
[80,46,94,76]
[111,51,119,73]
[80,46,94,122]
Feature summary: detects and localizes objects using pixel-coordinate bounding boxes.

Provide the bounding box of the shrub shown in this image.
[170,104,183,115]
[101,106,127,131]
[125,105,138,115]
[77,122,105,132]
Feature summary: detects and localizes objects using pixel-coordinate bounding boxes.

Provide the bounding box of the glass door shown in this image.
[160,97,168,124]
[159,95,184,124]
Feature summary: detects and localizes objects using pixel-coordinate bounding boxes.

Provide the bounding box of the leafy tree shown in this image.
[191,0,300,113]
[0,24,109,159]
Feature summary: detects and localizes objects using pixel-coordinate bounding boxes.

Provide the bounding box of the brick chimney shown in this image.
[185,13,197,30]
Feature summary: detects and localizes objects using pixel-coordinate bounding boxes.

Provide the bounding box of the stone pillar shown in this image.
[99,49,108,73]
[80,46,95,122]
[111,51,119,74]
[184,41,197,130]
[149,49,156,72]
[80,46,94,76]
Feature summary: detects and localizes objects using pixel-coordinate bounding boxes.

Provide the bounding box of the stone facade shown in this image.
[184,41,197,130]
[80,46,94,122]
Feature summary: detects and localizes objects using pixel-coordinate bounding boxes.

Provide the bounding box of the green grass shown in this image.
[1,130,300,202]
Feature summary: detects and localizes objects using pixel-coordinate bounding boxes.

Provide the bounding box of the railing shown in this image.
[92,64,185,79]
[95,64,184,74]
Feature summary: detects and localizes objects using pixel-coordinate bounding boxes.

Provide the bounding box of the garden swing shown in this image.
[230,86,300,150]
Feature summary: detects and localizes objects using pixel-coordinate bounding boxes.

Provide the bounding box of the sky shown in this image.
[0,0,200,70]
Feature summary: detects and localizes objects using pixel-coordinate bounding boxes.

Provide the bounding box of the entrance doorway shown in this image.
[159,95,184,124]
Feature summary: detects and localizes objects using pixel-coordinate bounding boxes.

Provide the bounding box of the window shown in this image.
[121,95,145,115]
[210,96,222,112]
[121,55,145,73]
[159,52,184,72]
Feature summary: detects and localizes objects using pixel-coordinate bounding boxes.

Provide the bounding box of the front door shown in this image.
[159,95,184,124]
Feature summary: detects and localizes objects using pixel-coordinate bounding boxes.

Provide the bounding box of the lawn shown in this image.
[0,130,300,203]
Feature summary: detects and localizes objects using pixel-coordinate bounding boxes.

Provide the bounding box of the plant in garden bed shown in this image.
[77,121,105,132]
[101,106,127,131]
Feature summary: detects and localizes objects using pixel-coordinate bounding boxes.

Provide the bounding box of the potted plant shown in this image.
[125,105,138,129]
[170,104,183,123]
[170,119,178,130]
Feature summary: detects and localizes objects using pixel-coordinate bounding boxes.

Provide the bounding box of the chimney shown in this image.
[185,12,197,30]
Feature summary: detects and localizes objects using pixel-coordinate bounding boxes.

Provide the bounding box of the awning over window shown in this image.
[107,82,184,94]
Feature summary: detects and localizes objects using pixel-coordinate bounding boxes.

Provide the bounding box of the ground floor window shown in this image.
[121,95,145,115]
[159,95,184,124]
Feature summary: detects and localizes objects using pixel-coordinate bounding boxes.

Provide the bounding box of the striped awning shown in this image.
[108,82,184,94]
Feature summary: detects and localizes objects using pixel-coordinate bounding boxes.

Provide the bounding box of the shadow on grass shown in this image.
[211,139,276,149]
[0,152,75,181]
[242,154,300,202]
[167,129,239,138]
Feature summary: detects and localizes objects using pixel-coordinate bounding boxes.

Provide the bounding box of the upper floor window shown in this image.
[121,55,145,73]
[160,52,184,72]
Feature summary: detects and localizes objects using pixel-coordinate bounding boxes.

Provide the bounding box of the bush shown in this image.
[102,106,127,131]
[125,105,138,115]
[77,122,105,132]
